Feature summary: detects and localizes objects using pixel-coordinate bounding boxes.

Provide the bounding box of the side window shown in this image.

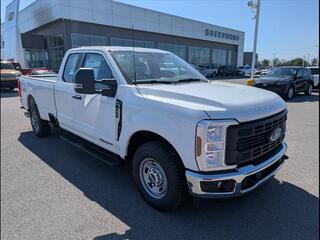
[63,53,80,83]
[297,69,303,78]
[304,68,311,77]
[83,53,113,80]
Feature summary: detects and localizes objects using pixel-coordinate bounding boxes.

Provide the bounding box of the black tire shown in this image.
[304,83,313,96]
[132,141,189,211]
[29,100,51,137]
[285,86,294,100]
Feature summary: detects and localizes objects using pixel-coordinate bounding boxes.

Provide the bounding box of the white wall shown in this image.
[2,0,26,66]
[3,0,244,66]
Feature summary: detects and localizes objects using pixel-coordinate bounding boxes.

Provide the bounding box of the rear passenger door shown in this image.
[295,69,304,91]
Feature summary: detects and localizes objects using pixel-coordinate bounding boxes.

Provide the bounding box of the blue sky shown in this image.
[1,0,319,60]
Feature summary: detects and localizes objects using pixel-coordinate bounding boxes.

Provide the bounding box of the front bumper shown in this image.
[186,141,287,198]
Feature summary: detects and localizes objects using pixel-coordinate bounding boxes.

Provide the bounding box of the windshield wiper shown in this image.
[136,80,174,85]
[175,78,207,83]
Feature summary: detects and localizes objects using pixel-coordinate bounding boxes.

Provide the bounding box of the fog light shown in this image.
[206,152,223,167]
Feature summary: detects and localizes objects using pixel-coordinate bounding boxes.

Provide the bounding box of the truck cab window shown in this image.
[83,53,114,90]
[63,53,80,83]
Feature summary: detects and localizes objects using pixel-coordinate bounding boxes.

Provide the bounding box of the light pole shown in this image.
[272,53,276,68]
[248,0,261,80]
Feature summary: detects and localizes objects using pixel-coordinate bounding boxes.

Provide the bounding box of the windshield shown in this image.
[110,51,206,84]
[1,63,14,70]
[266,68,297,78]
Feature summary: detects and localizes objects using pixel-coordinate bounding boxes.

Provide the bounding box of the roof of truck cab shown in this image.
[69,46,169,53]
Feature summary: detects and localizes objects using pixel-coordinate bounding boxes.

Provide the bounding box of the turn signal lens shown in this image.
[196,136,202,157]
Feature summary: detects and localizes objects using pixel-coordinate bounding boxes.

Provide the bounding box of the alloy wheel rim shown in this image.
[139,158,168,199]
[288,88,294,99]
[308,85,312,94]
[31,109,40,132]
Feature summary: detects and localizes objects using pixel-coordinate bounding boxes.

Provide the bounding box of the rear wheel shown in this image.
[132,141,189,211]
[304,83,313,96]
[29,100,51,137]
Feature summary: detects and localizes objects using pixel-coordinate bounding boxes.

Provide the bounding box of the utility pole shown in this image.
[248,0,261,80]
[272,53,276,68]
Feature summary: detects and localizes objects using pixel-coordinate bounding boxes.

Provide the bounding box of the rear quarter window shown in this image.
[63,53,80,83]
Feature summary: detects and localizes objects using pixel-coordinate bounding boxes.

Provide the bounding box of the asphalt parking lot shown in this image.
[1,84,319,240]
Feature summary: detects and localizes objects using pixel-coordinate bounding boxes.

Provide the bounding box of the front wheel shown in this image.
[304,83,313,96]
[285,86,295,100]
[132,141,189,211]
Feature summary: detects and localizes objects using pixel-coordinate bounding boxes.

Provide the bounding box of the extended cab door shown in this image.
[72,52,118,151]
[54,53,82,131]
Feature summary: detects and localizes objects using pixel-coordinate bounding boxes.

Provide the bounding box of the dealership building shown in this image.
[1,0,245,71]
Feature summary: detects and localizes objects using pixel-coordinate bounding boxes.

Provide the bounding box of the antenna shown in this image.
[132,24,137,85]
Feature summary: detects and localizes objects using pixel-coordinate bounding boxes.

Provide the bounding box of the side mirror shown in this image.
[98,79,117,97]
[74,68,95,94]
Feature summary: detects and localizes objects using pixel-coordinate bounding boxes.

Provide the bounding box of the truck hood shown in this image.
[138,81,286,123]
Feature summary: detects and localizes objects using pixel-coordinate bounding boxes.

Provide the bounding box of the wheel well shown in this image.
[27,95,35,110]
[126,131,180,161]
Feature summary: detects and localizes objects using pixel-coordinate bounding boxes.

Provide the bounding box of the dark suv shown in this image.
[254,66,313,100]
[218,66,237,77]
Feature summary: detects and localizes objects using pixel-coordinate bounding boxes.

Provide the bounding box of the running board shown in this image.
[60,131,123,167]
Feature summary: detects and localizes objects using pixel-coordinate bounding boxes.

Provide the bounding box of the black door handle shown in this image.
[72,95,82,100]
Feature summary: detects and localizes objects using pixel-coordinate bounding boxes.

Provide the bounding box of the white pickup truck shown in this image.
[19,46,288,210]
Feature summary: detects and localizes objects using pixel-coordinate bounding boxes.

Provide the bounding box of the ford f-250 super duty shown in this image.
[19,46,288,211]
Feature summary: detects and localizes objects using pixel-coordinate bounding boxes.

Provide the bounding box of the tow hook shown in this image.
[282,155,289,161]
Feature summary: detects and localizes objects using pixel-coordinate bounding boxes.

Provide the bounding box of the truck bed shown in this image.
[19,74,58,121]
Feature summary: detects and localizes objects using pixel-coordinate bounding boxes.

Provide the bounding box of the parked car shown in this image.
[30,68,56,75]
[198,64,218,77]
[254,69,269,78]
[0,61,21,89]
[237,66,251,76]
[218,65,237,77]
[307,66,319,88]
[9,61,22,73]
[19,47,288,210]
[254,66,313,100]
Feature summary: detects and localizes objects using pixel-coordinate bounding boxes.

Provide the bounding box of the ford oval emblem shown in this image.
[270,127,282,142]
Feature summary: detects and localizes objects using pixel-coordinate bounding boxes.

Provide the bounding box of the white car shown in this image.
[237,66,251,76]
[307,66,319,88]
[19,47,288,210]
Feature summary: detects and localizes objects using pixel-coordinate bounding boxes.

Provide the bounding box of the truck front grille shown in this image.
[225,110,287,166]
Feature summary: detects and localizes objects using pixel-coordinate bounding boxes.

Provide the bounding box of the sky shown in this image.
[1,0,319,60]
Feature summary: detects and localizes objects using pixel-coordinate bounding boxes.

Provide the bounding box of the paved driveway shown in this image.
[1,89,319,240]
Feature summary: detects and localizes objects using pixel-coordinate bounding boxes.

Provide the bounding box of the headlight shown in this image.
[196,120,238,171]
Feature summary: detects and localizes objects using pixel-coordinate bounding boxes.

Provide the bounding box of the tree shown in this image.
[290,58,304,66]
[260,59,270,66]
[311,57,318,66]
[273,58,281,67]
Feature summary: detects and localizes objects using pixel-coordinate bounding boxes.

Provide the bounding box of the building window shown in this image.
[111,38,154,48]
[188,46,210,66]
[134,40,154,48]
[111,38,133,47]
[71,33,107,48]
[25,49,47,68]
[212,49,228,67]
[47,35,65,72]
[158,42,186,60]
